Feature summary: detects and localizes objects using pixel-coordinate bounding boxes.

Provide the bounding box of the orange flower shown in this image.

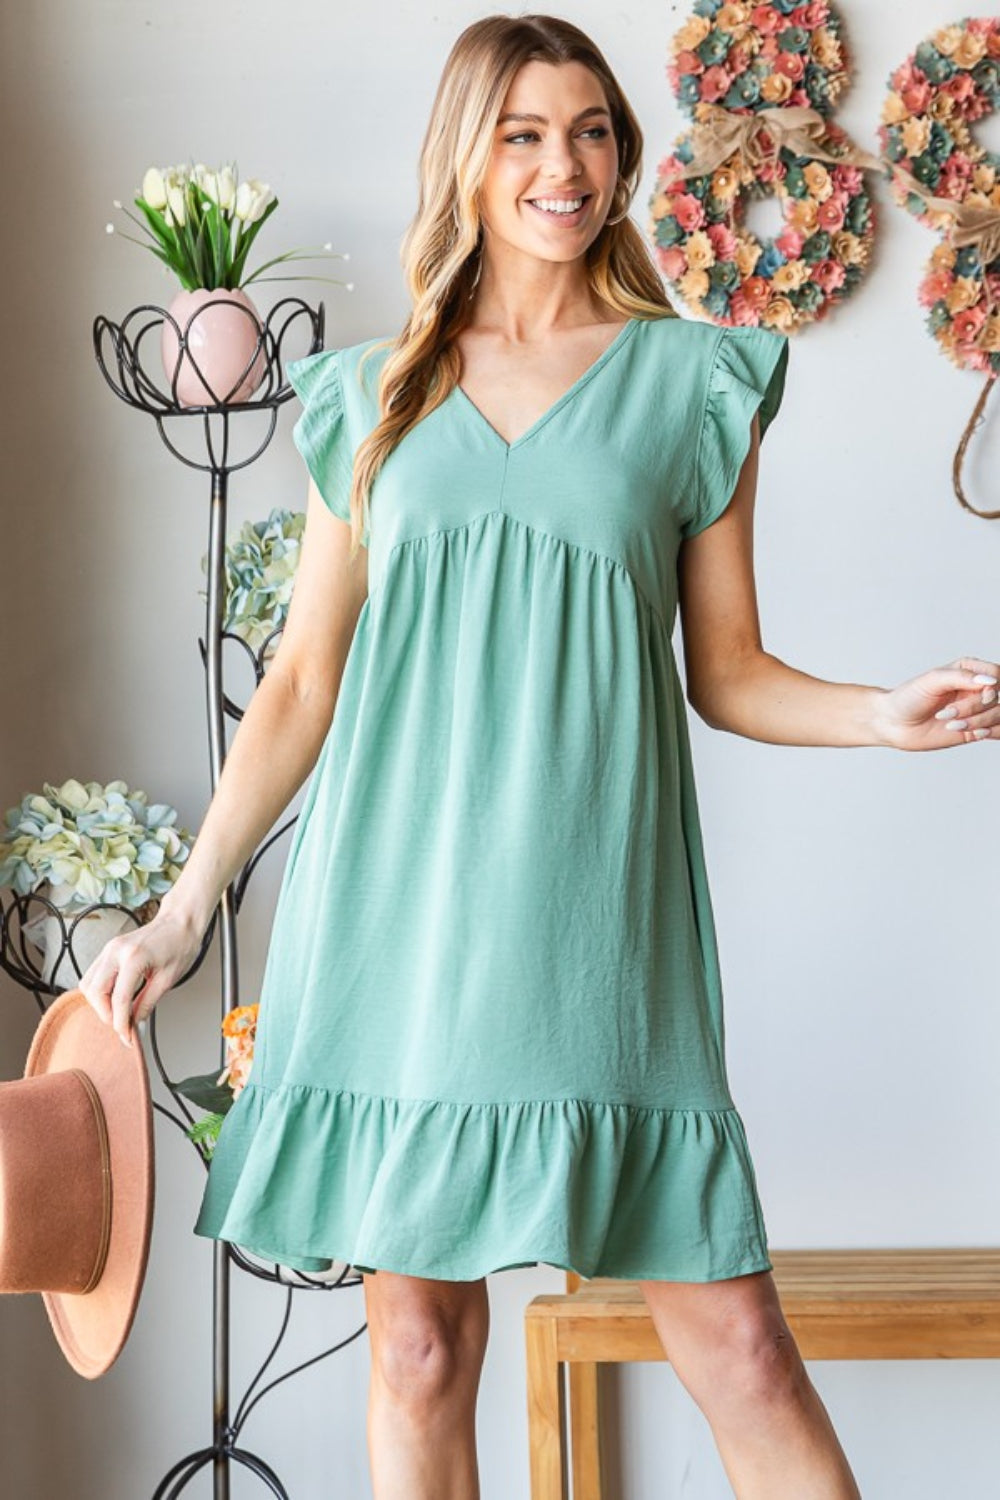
[785,196,820,234]
[735,239,763,278]
[945,277,983,314]
[901,116,931,156]
[686,229,716,270]
[832,230,867,267]
[803,162,833,202]
[772,259,810,292]
[711,166,741,202]
[742,275,771,309]
[760,73,793,104]
[932,26,965,58]
[953,31,988,68]
[218,1002,259,1099]
[761,294,798,332]
[222,1002,258,1037]
[810,29,842,70]
[679,266,711,301]
[880,92,909,127]
[673,15,711,52]
[929,241,957,272]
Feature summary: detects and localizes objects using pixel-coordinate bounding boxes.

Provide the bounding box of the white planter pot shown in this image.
[22,885,147,989]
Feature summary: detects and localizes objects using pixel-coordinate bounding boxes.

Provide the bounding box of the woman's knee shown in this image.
[364,1271,490,1404]
[638,1269,807,1404]
[725,1306,808,1405]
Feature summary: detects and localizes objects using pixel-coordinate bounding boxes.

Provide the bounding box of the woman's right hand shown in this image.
[77,901,209,1048]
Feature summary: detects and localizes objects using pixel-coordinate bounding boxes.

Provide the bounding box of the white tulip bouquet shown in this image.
[107,159,351,294]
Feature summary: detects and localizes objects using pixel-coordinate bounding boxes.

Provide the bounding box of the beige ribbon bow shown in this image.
[889,163,1000,294]
[675,104,885,180]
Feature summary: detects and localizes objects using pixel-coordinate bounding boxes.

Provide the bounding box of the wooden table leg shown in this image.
[569,1360,604,1500]
[525,1313,569,1500]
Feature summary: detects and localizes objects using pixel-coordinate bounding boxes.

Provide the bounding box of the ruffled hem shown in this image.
[192,1080,772,1283]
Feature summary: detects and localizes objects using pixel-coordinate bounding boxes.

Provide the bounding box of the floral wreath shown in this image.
[667,0,850,115]
[879,18,1000,519]
[879,19,1000,376]
[650,1,882,330]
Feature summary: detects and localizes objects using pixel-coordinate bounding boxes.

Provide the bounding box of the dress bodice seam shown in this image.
[372,508,667,629]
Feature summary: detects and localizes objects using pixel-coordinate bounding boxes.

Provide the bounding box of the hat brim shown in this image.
[24,988,155,1379]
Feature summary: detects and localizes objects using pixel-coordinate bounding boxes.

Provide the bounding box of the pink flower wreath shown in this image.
[649,0,882,331]
[879,17,1000,376]
[878,17,1000,520]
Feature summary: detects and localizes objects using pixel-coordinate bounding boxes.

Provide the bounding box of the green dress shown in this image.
[193,313,789,1281]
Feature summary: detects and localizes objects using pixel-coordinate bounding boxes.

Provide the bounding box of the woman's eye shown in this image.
[504,127,609,144]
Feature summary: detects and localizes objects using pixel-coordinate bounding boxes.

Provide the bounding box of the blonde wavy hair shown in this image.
[341,12,678,560]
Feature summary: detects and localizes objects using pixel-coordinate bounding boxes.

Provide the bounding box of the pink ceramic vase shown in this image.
[161,287,266,407]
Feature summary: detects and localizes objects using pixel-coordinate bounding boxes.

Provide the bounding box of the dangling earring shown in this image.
[605,176,631,226]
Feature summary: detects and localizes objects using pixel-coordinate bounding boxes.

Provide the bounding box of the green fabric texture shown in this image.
[193,315,789,1281]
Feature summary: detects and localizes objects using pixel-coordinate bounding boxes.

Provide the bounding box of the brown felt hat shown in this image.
[0,987,155,1378]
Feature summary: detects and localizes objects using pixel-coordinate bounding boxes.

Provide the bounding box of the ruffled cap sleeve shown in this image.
[683,326,789,540]
[287,348,366,541]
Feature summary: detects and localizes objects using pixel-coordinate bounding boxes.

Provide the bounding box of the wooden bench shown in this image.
[524,1247,1000,1499]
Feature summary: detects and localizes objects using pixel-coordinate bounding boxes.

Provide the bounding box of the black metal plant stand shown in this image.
[0,294,367,1498]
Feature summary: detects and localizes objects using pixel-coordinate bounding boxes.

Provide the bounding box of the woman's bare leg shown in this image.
[638,1269,861,1500]
[363,1269,490,1500]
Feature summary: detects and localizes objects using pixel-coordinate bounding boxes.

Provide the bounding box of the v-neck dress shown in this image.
[192,313,790,1281]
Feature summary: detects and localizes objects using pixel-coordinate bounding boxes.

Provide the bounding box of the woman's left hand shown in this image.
[874,656,999,751]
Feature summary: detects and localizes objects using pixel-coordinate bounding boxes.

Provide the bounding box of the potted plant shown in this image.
[201,505,306,666]
[106,159,353,406]
[0,778,193,988]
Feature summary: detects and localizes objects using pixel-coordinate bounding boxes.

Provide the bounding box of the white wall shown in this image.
[1,2,998,1496]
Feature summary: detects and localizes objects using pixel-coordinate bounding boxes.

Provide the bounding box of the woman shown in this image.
[81,14,996,1498]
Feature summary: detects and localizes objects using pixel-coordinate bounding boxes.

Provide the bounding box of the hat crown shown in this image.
[0,989,154,1379]
[0,1069,111,1294]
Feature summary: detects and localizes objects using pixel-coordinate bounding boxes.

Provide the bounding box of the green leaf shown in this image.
[238,247,313,280]
[213,202,231,289]
[230,197,279,285]
[133,197,177,254]
[191,208,210,288]
[117,203,190,286]
[120,202,163,239]
[203,200,218,286]
[193,190,216,287]
[173,1070,234,1113]
[195,195,218,287]
[177,186,205,287]
[243,273,350,285]
[185,1112,224,1158]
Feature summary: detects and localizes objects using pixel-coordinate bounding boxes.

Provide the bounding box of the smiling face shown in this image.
[477,59,621,270]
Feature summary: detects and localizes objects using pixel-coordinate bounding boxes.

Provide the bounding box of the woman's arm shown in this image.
[158,476,368,935]
[677,417,998,750]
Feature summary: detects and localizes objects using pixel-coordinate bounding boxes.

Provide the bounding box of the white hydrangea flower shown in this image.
[0,779,193,910]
